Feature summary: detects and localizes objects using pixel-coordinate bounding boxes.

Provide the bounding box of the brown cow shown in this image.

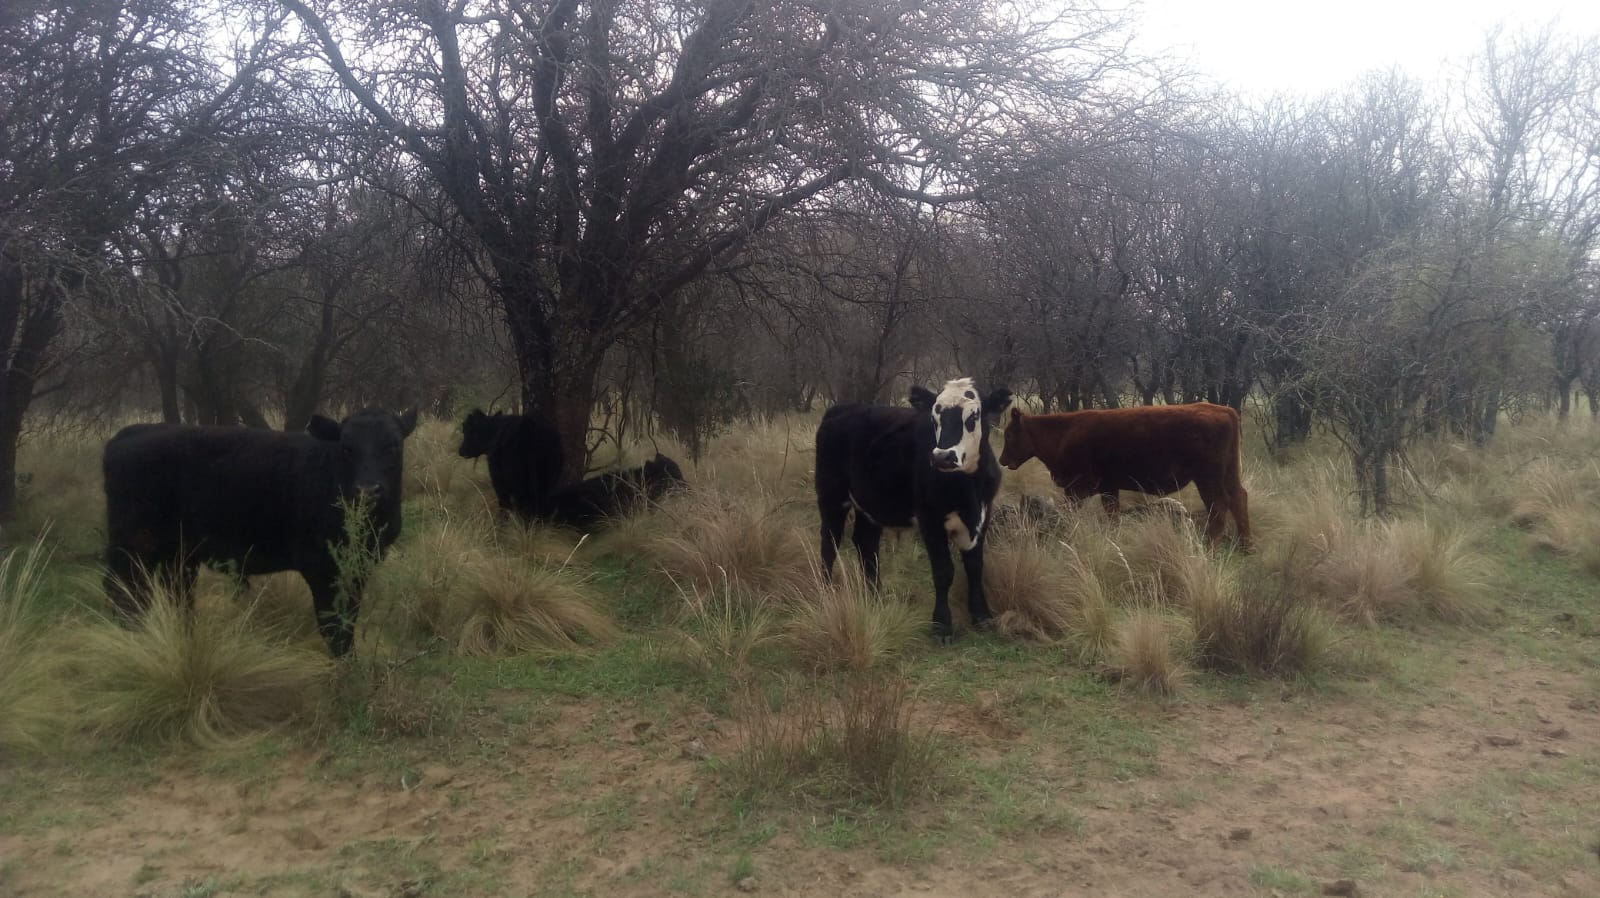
[997,403,1251,549]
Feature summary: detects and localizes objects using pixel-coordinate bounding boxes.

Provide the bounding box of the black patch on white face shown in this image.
[965,412,977,433]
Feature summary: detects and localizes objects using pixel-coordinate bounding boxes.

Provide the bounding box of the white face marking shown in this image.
[930,377,984,474]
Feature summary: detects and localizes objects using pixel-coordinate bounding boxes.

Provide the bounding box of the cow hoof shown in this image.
[972,615,995,632]
[931,623,955,646]
[934,633,954,647]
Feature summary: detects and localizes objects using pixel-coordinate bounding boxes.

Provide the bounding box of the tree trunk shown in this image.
[517,352,599,485]
[155,346,182,424]
[1555,375,1575,421]
[283,302,338,432]
[0,274,63,523]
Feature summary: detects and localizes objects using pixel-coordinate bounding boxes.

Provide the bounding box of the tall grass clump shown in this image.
[784,565,922,672]
[981,524,1078,642]
[451,557,618,655]
[1504,455,1600,576]
[0,539,72,753]
[671,577,783,674]
[1190,559,1332,676]
[1306,518,1488,626]
[648,486,812,597]
[70,588,333,746]
[1384,519,1490,623]
[730,672,941,811]
[1107,604,1191,697]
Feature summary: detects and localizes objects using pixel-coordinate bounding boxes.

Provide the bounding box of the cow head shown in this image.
[457,408,502,459]
[909,378,1012,474]
[309,407,418,504]
[998,409,1033,470]
[642,452,688,497]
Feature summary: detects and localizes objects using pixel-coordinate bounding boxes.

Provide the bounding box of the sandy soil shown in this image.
[3,635,1597,898]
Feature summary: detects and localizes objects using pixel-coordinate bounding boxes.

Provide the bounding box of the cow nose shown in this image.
[931,449,958,468]
[356,482,384,499]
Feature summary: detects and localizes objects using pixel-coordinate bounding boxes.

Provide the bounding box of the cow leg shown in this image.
[103,546,151,619]
[1196,481,1228,548]
[818,499,849,580]
[306,568,359,658]
[1231,483,1253,552]
[851,517,885,587]
[919,516,957,643]
[1099,489,1121,519]
[961,538,993,631]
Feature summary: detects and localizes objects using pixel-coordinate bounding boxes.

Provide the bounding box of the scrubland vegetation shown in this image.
[2,408,1599,896]
[6,0,1600,893]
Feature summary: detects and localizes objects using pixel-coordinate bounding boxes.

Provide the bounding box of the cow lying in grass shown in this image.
[102,407,417,657]
[547,452,688,530]
[998,402,1251,550]
[815,377,1012,642]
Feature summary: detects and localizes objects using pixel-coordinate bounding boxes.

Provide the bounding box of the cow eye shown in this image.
[965,413,978,432]
[964,391,975,400]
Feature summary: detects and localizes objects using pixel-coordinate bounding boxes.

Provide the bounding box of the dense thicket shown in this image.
[1,2,1597,518]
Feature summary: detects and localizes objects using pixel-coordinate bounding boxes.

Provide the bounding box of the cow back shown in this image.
[104,424,354,575]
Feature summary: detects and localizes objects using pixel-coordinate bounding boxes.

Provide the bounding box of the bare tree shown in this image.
[0,0,282,520]
[282,0,1136,476]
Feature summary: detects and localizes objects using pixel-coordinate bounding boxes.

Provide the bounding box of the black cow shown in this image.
[458,409,566,522]
[547,452,688,530]
[102,407,418,657]
[815,377,1012,641]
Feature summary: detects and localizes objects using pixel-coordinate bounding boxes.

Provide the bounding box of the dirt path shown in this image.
[4,637,1597,898]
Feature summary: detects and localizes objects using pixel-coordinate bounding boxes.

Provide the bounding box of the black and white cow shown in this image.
[814,377,1012,641]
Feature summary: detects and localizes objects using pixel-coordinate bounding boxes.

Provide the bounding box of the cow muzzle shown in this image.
[355,482,386,501]
[931,449,962,472]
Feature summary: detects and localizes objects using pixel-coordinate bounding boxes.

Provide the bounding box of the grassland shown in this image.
[1,410,1598,897]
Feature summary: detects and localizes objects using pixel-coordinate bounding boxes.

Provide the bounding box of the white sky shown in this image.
[1128,0,1600,96]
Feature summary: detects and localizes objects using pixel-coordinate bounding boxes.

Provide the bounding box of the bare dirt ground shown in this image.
[4,628,1597,898]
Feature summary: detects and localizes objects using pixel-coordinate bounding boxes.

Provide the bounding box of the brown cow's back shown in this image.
[1002,402,1249,548]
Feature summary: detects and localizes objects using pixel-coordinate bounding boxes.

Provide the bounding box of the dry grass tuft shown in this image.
[1112,513,1206,592]
[1384,519,1491,624]
[648,487,813,597]
[671,579,783,673]
[1306,519,1488,626]
[1191,559,1332,676]
[730,672,940,810]
[451,557,618,656]
[784,566,923,672]
[982,527,1077,642]
[69,588,333,746]
[0,538,73,754]
[1108,605,1191,697]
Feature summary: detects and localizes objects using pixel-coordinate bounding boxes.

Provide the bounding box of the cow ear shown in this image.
[397,408,418,438]
[984,389,1013,425]
[308,415,342,442]
[908,386,936,412]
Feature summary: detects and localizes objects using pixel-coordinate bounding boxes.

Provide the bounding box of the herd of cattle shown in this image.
[99,378,1250,655]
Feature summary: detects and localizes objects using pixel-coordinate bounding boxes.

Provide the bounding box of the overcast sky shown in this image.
[1128,0,1600,96]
